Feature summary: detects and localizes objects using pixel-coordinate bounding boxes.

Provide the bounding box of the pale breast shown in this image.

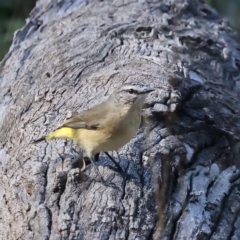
[76,105,142,157]
[93,107,141,154]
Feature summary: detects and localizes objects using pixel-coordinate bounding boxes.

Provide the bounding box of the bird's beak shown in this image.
[141,87,154,94]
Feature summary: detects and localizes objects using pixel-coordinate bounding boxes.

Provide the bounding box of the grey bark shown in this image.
[1,0,240,239]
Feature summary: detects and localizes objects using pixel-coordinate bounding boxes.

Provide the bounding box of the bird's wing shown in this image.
[61,100,111,130]
[61,117,89,129]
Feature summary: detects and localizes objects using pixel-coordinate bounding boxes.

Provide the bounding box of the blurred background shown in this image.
[0,0,240,61]
[0,0,35,60]
[206,0,240,37]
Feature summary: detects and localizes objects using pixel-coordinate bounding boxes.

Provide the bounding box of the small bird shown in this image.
[33,83,154,181]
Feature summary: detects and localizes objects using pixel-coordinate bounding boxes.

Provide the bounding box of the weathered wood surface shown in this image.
[1,0,240,239]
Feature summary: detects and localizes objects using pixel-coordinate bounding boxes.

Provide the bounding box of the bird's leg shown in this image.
[71,147,86,171]
[90,157,118,188]
[103,152,127,178]
[95,152,100,162]
[104,152,122,170]
[94,152,129,183]
[71,147,81,155]
[94,152,122,171]
[89,157,105,182]
[71,149,114,186]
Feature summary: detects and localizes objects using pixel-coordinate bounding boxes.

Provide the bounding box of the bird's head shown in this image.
[112,83,154,107]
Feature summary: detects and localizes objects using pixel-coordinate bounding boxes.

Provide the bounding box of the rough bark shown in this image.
[1,0,240,239]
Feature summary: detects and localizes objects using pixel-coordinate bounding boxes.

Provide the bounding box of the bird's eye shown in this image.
[129,89,134,94]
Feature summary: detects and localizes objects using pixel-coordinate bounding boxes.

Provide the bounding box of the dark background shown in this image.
[0,0,35,59]
[0,0,239,60]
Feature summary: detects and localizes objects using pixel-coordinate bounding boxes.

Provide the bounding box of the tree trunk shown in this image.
[1,0,240,239]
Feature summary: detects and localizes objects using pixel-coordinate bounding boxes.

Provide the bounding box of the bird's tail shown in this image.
[31,136,46,143]
[32,127,74,143]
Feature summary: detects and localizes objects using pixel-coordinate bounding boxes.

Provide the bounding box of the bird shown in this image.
[33,83,154,181]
